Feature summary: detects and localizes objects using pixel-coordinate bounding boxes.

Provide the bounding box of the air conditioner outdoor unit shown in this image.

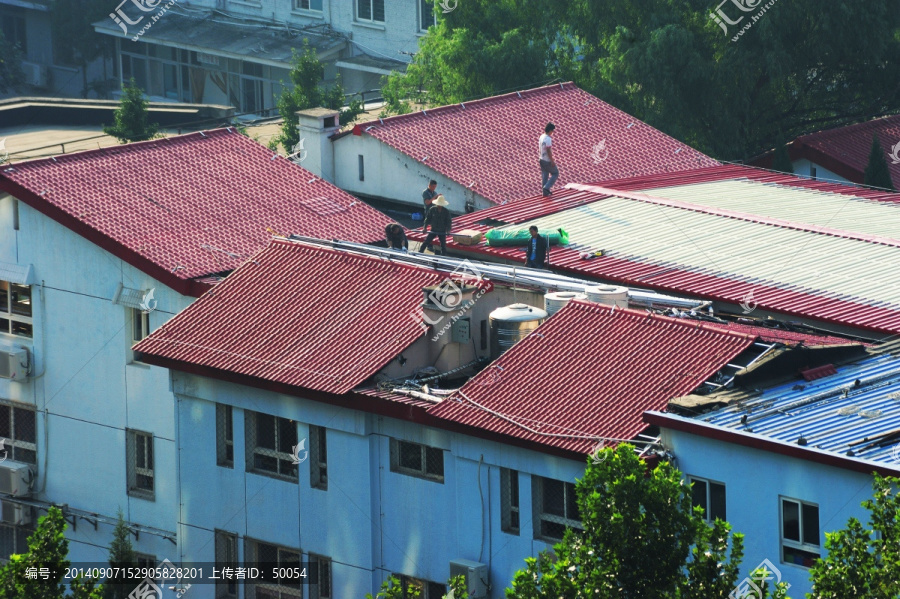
[449,558,488,599]
[0,501,31,526]
[20,62,45,87]
[0,348,29,381]
[0,461,34,497]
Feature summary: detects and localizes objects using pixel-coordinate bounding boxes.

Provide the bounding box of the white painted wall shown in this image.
[171,370,584,599]
[661,427,878,597]
[0,193,194,564]
[791,159,851,185]
[331,132,495,213]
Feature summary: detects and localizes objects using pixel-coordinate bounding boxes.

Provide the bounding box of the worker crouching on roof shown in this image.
[419,195,452,255]
[385,223,409,251]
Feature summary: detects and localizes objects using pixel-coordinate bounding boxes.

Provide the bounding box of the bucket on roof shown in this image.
[489,303,547,359]
[544,291,586,316]
[584,285,629,308]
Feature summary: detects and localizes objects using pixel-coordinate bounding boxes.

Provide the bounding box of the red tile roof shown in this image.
[428,301,756,454]
[701,323,859,347]
[0,129,393,296]
[752,115,900,188]
[350,82,718,205]
[135,239,444,394]
[409,165,900,336]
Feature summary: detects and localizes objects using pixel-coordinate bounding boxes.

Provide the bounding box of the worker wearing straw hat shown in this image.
[419,195,452,255]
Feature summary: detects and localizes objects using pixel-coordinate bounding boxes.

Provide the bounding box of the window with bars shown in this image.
[309,425,327,490]
[215,530,238,599]
[389,439,444,483]
[357,0,384,22]
[393,574,446,599]
[245,538,302,599]
[418,0,434,31]
[135,553,156,569]
[245,411,299,482]
[0,520,34,562]
[308,554,331,599]
[0,402,36,465]
[532,476,582,542]
[690,477,726,522]
[0,281,32,337]
[126,429,154,500]
[500,468,520,535]
[216,404,234,468]
[295,0,323,10]
[781,497,820,567]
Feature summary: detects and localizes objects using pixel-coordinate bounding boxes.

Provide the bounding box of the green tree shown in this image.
[771,136,794,174]
[271,40,364,153]
[506,445,756,599]
[380,0,555,114]
[0,507,103,599]
[103,79,159,144]
[807,474,900,598]
[0,30,25,94]
[384,0,900,161]
[863,134,896,191]
[50,0,115,98]
[446,575,468,599]
[102,510,139,599]
[366,575,416,599]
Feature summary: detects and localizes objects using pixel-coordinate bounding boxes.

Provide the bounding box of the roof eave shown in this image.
[643,410,900,477]
[0,177,206,298]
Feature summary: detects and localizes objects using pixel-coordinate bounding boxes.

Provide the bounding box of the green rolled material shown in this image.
[484,227,569,247]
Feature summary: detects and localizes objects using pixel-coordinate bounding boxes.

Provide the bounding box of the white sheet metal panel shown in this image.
[0,261,34,285]
[642,179,900,240]
[513,197,900,308]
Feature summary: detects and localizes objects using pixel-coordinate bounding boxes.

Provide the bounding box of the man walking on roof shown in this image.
[419,195,452,255]
[539,123,558,197]
[423,180,438,209]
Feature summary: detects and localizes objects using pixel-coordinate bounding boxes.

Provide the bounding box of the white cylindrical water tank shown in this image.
[544,291,587,316]
[584,284,629,308]
[489,303,548,359]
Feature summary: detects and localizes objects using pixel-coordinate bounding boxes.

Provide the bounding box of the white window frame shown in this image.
[689,476,727,522]
[532,476,582,543]
[418,0,436,32]
[245,538,303,599]
[308,553,331,599]
[216,404,234,468]
[389,438,444,483]
[0,280,33,338]
[309,425,327,490]
[780,496,820,567]
[356,0,384,22]
[0,401,37,465]
[245,411,299,481]
[215,530,238,599]
[294,0,323,12]
[500,468,520,535]
[131,308,150,344]
[127,429,154,500]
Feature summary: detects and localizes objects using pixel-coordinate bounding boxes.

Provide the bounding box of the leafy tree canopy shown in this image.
[103,79,159,143]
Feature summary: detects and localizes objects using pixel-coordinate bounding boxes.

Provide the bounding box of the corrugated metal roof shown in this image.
[351,82,718,205]
[428,301,756,454]
[134,240,444,395]
[699,353,900,465]
[0,129,392,294]
[414,167,900,335]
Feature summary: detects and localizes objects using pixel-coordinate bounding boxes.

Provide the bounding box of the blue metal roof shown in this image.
[700,353,900,465]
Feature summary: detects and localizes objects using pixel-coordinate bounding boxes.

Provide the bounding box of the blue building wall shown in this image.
[171,371,585,599]
[0,193,192,565]
[661,427,876,597]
